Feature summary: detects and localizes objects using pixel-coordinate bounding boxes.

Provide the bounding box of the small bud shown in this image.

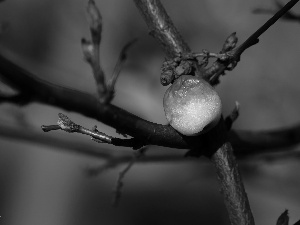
[87,0,102,45]
[81,38,94,63]
[57,113,80,132]
[222,32,238,52]
[160,70,174,86]
[175,60,192,77]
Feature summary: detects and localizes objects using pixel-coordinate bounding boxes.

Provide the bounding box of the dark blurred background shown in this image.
[0,0,300,225]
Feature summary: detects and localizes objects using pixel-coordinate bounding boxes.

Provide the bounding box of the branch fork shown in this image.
[82,0,136,103]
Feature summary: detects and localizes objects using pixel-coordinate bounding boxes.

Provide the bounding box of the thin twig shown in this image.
[106,39,138,101]
[85,160,119,177]
[0,93,30,105]
[112,147,148,207]
[237,0,300,56]
[41,113,144,149]
[204,0,300,83]
[83,0,108,102]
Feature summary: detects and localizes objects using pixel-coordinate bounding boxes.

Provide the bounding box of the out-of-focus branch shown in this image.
[82,1,135,103]
[83,0,107,101]
[106,39,137,101]
[112,147,148,207]
[253,1,300,22]
[0,93,31,105]
[133,0,191,58]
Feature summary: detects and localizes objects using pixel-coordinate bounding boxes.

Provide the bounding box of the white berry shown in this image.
[163,75,222,136]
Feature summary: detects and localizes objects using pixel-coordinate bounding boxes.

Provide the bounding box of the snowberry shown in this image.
[163,75,222,136]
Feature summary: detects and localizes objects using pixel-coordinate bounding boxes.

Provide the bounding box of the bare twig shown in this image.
[0,93,31,105]
[87,0,102,47]
[237,0,299,56]
[83,0,108,102]
[133,0,191,58]
[106,39,138,101]
[112,147,148,207]
[204,0,300,84]
[42,113,145,149]
[85,160,119,177]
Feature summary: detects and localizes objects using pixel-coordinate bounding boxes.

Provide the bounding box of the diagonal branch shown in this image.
[133,0,191,58]
[204,0,300,84]
[1,53,300,154]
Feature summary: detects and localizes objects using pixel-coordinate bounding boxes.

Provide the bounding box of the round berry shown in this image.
[163,75,222,136]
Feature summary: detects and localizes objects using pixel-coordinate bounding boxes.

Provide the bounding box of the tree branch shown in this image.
[112,147,148,207]
[133,0,191,58]
[203,0,300,84]
[253,1,300,24]
[1,0,300,222]
[1,53,300,154]
[0,122,195,164]
[42,113,144,149]
[132,1,298,225]
[83,0,107,101]
[211,142,255,225]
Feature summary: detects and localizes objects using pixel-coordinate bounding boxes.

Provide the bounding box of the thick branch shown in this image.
[133,0,191,58]
[1,54,300,154]
[211,142,255,225]
[0,122,193,163]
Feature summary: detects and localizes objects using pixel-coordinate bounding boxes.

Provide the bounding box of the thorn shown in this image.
[222,32,238,52]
